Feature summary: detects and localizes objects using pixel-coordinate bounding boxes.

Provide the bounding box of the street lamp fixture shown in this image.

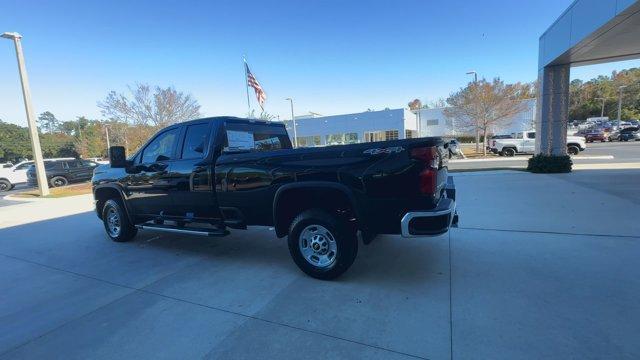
[466,71,478,83]
[1,32,22,40]
[285,98,298,148]
[2,31,50,196]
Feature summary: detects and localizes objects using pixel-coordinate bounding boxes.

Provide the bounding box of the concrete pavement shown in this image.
[450,141,640,171]
[0,169,639,359]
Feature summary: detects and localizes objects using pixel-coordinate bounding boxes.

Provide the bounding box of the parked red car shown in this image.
[584,131,606,142]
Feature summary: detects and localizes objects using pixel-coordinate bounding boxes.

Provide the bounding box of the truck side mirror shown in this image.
[109,146,127,168]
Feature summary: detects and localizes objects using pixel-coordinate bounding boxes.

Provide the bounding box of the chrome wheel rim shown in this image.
[299,224,337,269]
[106,207,121,237]
[53,178,66,187]
[0,182,8,191]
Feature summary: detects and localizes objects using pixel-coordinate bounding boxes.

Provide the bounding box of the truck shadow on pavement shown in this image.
[0,211,448,287]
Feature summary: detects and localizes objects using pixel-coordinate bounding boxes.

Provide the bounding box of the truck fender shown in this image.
[272,181,364,238]
[93,183,135,223]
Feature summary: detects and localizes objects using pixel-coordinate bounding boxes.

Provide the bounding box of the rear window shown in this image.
[223,122,292,152]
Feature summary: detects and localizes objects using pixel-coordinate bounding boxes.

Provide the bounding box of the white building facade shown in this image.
[281,99,537,147]
[416,99,537,137]
[283,108,419,147]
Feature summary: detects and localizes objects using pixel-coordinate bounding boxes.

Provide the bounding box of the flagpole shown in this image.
[243,56,252,117]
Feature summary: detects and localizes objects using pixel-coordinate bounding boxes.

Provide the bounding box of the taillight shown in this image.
[411,146,438,168]
[419,168,437,195]
[411,146,439,195]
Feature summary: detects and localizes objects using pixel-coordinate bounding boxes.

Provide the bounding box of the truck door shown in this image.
[523,132,536,153]
[126,127,179,217]
[167,121,220,220]
[12,161,33,184]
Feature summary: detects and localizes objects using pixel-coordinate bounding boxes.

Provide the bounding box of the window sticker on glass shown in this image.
[226,130,255,150]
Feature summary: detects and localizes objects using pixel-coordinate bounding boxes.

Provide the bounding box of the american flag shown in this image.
[245,62,266,109]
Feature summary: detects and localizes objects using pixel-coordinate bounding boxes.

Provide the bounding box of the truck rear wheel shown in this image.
[503,148,516,157]
[102,199,137,242]
[567,145,580,155]
[288,209,357,280]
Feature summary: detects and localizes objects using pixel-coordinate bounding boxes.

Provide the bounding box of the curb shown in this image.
[450,155,614,163]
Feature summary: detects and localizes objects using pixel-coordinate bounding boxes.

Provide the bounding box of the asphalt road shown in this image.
[450,141,640,171]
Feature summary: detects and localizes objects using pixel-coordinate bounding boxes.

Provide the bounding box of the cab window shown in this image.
[527,132,536,139]
[141,128,180,163]
[181,123,210,159]
[516,133,523,139]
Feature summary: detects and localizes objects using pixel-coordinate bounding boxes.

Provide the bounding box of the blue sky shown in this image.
[1,0,638,126]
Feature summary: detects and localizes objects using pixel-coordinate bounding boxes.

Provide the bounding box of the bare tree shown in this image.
[98,83,201,127]
[445,78,527,156]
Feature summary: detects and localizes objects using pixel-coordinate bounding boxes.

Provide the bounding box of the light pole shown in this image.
[595,97,606,118]
[617,85,628,129]
[2,32,49,196]
[466,71,480,151]
[285,98,297,148]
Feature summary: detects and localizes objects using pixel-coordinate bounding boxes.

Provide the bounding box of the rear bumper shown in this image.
[400,176,458,237]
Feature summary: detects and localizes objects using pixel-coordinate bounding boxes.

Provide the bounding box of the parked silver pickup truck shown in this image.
[489,131,587,156]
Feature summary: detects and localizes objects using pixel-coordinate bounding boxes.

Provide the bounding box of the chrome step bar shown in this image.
[135,223,229,237]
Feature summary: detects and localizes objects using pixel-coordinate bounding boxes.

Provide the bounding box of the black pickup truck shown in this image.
[92,117,458,279]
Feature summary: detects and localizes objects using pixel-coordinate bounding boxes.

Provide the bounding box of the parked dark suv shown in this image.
[27,159,99,187]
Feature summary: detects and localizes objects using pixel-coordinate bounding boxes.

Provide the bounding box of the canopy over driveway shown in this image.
[536,0,640,155]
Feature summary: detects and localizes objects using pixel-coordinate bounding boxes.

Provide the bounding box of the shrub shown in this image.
[527,154,573,173]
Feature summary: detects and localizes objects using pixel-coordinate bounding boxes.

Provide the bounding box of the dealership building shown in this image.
[283,99,536,147]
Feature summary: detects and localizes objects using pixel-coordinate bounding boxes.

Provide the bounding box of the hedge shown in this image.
[527,154,573,173]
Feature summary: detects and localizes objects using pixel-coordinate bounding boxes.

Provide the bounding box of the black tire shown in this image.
[288,209,357,280]
[0,179,11,192]
[102,199,137,242]
[503,148,516,157]
[50,176,68,187]
[567,145,580,155]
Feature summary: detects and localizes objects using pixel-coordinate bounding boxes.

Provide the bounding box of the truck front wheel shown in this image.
[102,199,137,242]
[567,145,580,156]
[0,179,11,192]
[288,209,357,280]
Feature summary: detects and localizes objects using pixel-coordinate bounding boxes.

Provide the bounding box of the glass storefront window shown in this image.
[326,133,358,145]
[296,135,321,147]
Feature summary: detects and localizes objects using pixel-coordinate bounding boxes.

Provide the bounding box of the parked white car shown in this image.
[0,157,75,191]
[0,161,34,191]
[489,131,586,156]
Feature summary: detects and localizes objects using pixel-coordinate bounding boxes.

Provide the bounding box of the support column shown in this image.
[535,64,570,155]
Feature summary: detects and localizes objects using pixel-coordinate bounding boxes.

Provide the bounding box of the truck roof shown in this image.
[181,116,284,127]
